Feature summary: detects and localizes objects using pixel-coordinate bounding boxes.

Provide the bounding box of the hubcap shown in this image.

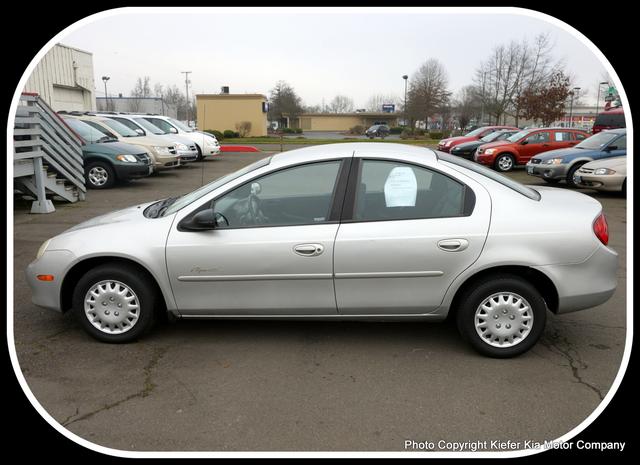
[498,156,513,171]
[88,167,109,186]
[474,292,533,348]
[84,280,140,334]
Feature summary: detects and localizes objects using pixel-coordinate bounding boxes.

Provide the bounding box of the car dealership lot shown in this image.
[13,152,626,451]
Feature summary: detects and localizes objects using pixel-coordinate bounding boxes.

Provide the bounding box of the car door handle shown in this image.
[294,244,324,257]
[437,239,469,252]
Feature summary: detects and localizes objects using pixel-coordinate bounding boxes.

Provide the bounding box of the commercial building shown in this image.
[288,112,399,132]
[23,43,95,112]
[196,93,268,137]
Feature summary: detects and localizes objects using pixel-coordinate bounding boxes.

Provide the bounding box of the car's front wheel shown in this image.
[72,263,157,343]
[456,275,547,357]
[566,163,585,188]
[85,161,115,189]
[494,154,515,172]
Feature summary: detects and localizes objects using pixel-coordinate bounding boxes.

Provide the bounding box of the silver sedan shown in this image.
[25,143,618,357]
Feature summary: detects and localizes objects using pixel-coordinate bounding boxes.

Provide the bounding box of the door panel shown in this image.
[166,224,339,315]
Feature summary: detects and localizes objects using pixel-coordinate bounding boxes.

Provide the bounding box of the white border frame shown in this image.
[6,6,633,458]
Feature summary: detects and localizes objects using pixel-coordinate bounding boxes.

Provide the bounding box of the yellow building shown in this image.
[196,93,268,137]
[290,113,399,132]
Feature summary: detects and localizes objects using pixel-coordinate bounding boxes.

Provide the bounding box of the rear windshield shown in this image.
[594,112,625,128]
[436,152,541,201]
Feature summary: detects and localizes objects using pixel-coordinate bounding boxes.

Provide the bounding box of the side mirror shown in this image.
[520,140,529,145]
[180,208,217,231]
[135,128,145,135]
[169,127,178,134]
[605,145,618,151]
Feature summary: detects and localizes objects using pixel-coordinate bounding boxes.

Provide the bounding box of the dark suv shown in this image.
[365,124,390,139]
[592,107,625,134]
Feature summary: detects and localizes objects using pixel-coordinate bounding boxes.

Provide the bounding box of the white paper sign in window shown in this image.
[384,166,417,207]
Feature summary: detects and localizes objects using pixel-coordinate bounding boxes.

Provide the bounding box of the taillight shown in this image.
[593,213,609,245]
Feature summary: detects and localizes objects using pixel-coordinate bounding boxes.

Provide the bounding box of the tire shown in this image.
[72,263,158,343]
[494,154,515,172]
[456,274,547,358]
[85,161,115,189]
[621,179,626,195]
[565,163,585,188]
[543,178,560,184]
[195,144,203,162]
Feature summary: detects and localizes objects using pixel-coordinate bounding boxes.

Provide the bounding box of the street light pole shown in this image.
[181,71,192,124]
[568,87,581,128]
[402,75,408,128]
[595,81,609,116]
[101,76,110,111]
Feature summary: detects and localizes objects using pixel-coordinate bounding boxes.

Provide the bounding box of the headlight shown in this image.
[543,158,563,165]
[484,149,495,155]
[594,168,616,175]
[116,154,137,163]
[153,146,171,155]
[438,140,445,145]
[176,143,188,150]
[36,239,51,259]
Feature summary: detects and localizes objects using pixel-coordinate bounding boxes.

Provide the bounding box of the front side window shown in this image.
[144,117,176,133]
[107,117,144,136]
[611,135,626,150]
[526,132,550,143]
[353,160,466,221]
[214,161,342,228]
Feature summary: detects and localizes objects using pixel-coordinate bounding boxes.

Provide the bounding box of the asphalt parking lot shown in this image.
[12,150,627,452]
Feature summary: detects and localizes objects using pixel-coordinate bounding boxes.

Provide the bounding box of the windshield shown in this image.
[63,118,113,143]
[575,132,619,150]
[162,157,272,216]
[99,118,140,137]
[437,152,540,201]
[168,117,193,132]
[83,121,118,139]
[143,117,176,133]
[465,127,489,137]
[506,130,531,142]
[479,131,503,142]
[133,117,166,135]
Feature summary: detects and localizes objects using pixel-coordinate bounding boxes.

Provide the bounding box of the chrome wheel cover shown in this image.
[84,280,140,334]
[498,156,513,171]
[88,166,109,186]
[474,292,534,348]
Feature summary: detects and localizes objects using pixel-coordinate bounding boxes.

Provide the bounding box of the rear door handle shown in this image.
[437,239,469,252]
[294,243,324,257]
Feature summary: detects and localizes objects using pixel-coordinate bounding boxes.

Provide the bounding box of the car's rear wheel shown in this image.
[566,163,585,188]
[72,263,157,343]
[494,154,515,172]
[456,275,547,357]
[85,161,115,189]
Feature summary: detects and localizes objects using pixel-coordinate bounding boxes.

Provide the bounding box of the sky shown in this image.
[59,8,611,107]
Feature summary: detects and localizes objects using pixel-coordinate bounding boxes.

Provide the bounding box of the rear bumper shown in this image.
[534,244,618,314]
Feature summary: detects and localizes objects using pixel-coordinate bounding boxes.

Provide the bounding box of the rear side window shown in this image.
[554,131,572,142]
[353,160,469,221]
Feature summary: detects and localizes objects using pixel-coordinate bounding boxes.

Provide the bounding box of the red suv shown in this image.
[437,125,517,152]
[474,128,590,172]
[592,107,625,134]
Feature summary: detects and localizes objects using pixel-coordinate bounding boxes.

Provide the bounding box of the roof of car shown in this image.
[600,128,626,134]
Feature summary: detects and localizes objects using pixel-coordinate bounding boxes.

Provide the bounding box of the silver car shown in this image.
[25,143,618,357]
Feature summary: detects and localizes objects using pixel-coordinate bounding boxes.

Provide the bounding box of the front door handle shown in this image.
[438,239,469,252]
[294,243,324,257]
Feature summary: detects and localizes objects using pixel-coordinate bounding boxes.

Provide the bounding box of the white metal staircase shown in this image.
[14,93,86,213]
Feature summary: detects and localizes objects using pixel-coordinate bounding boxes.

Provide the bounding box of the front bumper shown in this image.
[450,148,475,160]
[574,173,626,192]
[203,143,221,156]
[525,162,569,180]
[152,153,181,169]
[26,250,76,312]
[114,163,153,179]
[437,144,451,153]
[473,152,495,166]
[534,244,618,314]
[177,148,199,162]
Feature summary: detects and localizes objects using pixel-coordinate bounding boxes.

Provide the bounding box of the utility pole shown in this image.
[568,87,580,128]
[181,71,192,124]
[595,81,608,116]
[101,76,110,111]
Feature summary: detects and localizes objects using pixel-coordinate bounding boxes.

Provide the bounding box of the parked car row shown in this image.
[57,112,221,189]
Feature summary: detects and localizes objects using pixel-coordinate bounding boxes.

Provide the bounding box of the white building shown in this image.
[23,43,95,112]
[96,96,179,118]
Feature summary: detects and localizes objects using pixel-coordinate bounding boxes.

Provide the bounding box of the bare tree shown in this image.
[454,85,482,131]
[327,95,354,113]
[130,76,151,112]
[365,93,399,112]
[268,81,303,127]
[406,58,451,130]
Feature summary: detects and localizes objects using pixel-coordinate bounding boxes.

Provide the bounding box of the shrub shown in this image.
[295,128,303,134]
[205,129,224,140]
[389,126,403,134]
[348,125,365,135]
[429,131,444,140]
[235,121,252,137]
[223,129,236,138]
[281,127,297,134]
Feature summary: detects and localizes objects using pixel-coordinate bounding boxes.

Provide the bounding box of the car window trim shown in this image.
[178,157,351,231]
[340,157,475,224]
